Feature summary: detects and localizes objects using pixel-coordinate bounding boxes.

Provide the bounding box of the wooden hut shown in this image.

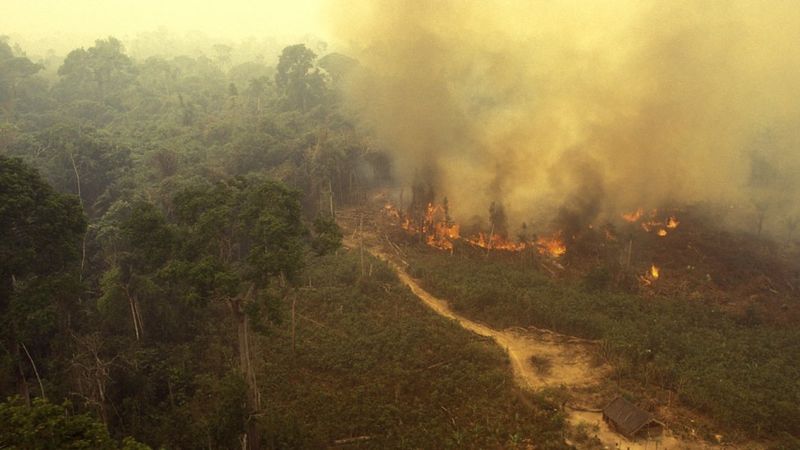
[602,396,665,439]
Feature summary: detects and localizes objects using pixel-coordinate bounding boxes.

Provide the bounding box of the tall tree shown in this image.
[173,176,306,450]
[55,37,137,104]
[41,124,132,218]
[0,397,147,449]
[0,38,42,117]
[0,156,86,402]
[275,44,327,112]
[96,200,175,342]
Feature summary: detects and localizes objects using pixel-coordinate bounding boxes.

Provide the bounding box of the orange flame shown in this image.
[383,203,401,220]
[622,208,644,222]
[667,216,680,229]
[385,200,566,256]
[536,234,567,258]
[622,209,681,236]
[466,232,529,252]
[419,203,460,250]
[650,264,660,279]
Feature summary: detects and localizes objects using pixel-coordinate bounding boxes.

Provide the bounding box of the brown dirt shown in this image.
[339,207,763,450]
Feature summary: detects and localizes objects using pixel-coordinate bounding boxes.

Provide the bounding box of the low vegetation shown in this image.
[405,246,800,442]
[253,250,569,448]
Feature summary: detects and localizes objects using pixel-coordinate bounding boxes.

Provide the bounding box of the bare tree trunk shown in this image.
[69,152,88,278]
[232,285,261,450]
[291,295,296,355]
[359,215,365,277]
[133,295,144,338]
[72,333,110,425]
[485,223,495,258]
[96,376,108,424]
[399,188,404,213]
[80,230,87,281]
[124,286,141,341]
[129,297,140,341]
[15,344,30,405]
[329,179,335,217]
[20,342,45,400]
[69,151,83,209]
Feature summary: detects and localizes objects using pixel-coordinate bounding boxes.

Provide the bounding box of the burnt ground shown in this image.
[560,206,800,326]
[341,192,800,447]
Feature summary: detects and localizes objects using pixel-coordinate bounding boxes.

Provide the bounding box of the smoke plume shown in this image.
[329,0,800,237]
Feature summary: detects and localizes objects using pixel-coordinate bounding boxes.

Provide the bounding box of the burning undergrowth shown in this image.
[332,0,800,241]
[383,197,567,258]
[376,190,800,325]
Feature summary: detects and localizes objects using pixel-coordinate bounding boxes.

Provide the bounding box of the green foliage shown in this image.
[0,397,147,449]
[767,432,800,450]
[0,36,544,450]
[55,37,137,104]
[186,373,248,449]
[311,214,342,255]
[569,421,602,448]
[38,125,132,216]
[275,44,328,112]
[0,156,86,282]
[255,251,569,449]
[173,176,306,286]
[0,156,86,396]
[581,265,611,292]
[0,38,42,110]
[99,200,175,269]
[97,200,177,340]
[407,248,800,439]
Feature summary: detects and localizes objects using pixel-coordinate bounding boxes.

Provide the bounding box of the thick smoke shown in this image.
[329,0,800,237]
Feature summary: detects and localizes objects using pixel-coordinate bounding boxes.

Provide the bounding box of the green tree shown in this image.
[244,76,270,114]
[311,215,342,255]
[0,156,86,401]
[97,200,175,342]
[55,37,137,104]
[0,397,148,449]
[275,44,327,112]
[173,176,306,450]
[40,124,132,217]
[0,38,42,117]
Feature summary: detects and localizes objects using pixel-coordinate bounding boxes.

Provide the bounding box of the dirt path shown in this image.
[383,249,599,391]
[340,213,742,449]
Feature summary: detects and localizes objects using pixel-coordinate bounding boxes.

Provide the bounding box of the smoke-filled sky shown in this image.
[2,0,329,52]
[2,0,326,37]
[331,0,800,236]
[4,0,800,236]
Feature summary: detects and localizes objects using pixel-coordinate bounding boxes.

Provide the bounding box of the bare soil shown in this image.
[339,207,762,450]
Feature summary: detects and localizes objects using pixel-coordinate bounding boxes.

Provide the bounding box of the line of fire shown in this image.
[378,191,683,286]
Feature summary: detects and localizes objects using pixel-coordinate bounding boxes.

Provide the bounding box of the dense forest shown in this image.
[0,36,567,449]
[3,6,800,447]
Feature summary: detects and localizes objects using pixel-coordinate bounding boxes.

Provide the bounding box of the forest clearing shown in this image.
[340,205,772,450]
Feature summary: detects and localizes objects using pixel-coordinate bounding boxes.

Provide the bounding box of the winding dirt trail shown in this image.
[340,211,741,449]
[382,248,599,392]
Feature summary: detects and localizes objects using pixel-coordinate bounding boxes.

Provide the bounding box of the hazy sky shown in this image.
[2,0,329,42]
[335,0,800,235]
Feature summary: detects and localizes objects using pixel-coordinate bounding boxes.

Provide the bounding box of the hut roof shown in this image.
[602,397,663,438]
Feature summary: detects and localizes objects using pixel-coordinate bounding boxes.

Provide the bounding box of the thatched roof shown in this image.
[602,397,664,438]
